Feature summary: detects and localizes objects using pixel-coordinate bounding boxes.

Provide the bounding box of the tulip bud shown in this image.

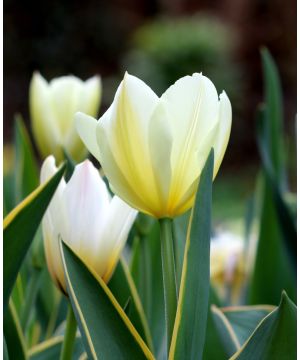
[75,72,231,218]
[30,73,101,163]
[210,232,246,304]
[41,156,137,294]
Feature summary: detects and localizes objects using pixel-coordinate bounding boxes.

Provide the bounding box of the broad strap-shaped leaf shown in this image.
[230,292,296,359]
[211,304,274,357]
[249,110,296,305]
[3,301,27,360]
[28,335,83,360]
[109,258,153,350]
[169,150,214,360]
[256,109,296,271]
[14,114,39,204]
[61,241,155,360]
[3,163,66,311]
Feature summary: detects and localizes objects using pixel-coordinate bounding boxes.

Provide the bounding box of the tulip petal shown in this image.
[96,124,155,215]
[213,91,232,178]
[75,112,101,160]
[30,73,62,159]
[148,100,173,216]
[65,77,102,160]
[97,73,162,214]
[61,160,110,259]
[161,73,219,165]
[94,196,138,282]
[40,156,67,290]
[160,74,220,212]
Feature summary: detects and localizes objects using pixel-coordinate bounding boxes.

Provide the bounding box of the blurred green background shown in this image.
[4,0,296,233]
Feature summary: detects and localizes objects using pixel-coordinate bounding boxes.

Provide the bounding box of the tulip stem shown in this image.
[60,304,77,360]
[159,218,178,353]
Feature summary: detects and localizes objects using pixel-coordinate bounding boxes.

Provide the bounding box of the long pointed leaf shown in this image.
[169,150,214,360]
[61,241,154,359]
[3,163,66,311]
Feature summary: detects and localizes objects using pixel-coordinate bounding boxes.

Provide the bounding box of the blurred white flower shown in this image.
[210,231,246,303]
[30,73,101,162]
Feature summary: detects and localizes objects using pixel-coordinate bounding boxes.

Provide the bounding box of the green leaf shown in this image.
[4,337,9,360]
[172,211,190,284]
[131,222,166,359]
[211,304,274,357]
[261,48,285,186]
[169,149,214,360]
[63,148,76,182]
[203,287,227,360]
[28,335,83,360]
[61,241,155,359]
[231,292,296,359]
[3,163,66,311]
[256,109,296,270]
[249,109,296,305]
[14,114,39,204]
[109,258,153,350]
[4,301,27,360]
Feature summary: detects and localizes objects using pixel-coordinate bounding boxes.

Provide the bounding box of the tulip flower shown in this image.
[210,231,246,303]
[30,73,101,163]
[75,72,231,219]
[41,156,137,293]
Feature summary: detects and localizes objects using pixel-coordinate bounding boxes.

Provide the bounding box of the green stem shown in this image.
[21,268,41,330]
[60,304,77,360]
[159,218,178,353]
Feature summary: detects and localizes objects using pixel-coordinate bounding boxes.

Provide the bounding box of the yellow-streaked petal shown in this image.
[97,73,161,214]
[148,100,173,217]
[161,74,219,212]
[96,124,155,216]
[75,112,101,160]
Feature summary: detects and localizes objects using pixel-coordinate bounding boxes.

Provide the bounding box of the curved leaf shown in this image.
[211,305,274,357]
[169,150,214,360]
[3,163,66,311]
[231,292,296,359]
[61,241,155,359]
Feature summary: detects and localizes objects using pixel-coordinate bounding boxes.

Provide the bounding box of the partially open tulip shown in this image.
[75,72,231,218]
[41,156,137,293]
[30,73,101,163]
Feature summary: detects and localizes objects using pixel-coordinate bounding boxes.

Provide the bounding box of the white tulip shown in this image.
[41,156,137,293]
[75,72,231,218]
[30,73,101,162]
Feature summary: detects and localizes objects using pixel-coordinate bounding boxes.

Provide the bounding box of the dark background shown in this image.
[4,0,297,172]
